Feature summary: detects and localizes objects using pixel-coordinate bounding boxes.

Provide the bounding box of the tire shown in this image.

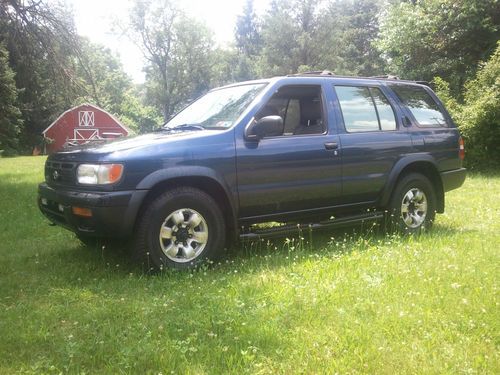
[386,173,436,234]
[133,187,226,271]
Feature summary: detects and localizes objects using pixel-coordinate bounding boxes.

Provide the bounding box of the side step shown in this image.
[239,212,384,240]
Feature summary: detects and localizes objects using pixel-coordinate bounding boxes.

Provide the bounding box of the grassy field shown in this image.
[0,156,498,374]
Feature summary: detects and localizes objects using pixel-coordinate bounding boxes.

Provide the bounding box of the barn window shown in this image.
[79,111,95,127]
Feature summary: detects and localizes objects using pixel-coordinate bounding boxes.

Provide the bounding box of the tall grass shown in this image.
[0,157,498,374]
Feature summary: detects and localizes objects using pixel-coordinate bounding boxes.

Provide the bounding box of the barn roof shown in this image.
[42,103,130,135]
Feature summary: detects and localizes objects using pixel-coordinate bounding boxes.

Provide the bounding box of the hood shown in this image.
[55,130,213,155]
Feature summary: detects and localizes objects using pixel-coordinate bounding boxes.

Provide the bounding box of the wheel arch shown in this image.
[135,168,238,242]
[380,156,445,213]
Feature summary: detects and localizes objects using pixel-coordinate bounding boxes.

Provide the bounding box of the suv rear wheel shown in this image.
[133,187,226,271]
[387,173,436,234]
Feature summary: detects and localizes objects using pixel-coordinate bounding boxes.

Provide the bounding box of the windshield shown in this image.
[164,83,267,130]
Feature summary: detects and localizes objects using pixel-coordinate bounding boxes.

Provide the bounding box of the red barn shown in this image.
[43,103,129,154]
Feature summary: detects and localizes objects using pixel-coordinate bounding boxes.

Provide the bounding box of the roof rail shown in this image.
[288,70,335,77]
[370,74,401,80]
[415,80,431,86]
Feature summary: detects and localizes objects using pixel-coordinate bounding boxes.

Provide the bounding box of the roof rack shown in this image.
[288,70,335,77]
[369,74,401,80]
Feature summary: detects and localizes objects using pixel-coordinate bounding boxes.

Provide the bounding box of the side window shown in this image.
[283,99,300,135]
[391,85,448,127]
[371,88,396,131]
[255,85,325,136]
[335,86,396,132]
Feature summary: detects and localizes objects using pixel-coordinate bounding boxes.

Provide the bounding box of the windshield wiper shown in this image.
[162,124,205,132]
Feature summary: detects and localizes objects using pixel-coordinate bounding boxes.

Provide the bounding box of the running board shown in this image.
[239,212,384,240]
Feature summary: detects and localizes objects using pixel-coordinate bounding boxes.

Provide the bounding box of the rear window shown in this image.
[391,85,448,127]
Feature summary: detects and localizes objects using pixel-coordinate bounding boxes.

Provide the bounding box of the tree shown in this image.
[317,0,386,76]
[377,0,500,94]
[0,43,22,155]
[258,0,326,76]
[129,0,216,121]
[233,0,262,80]
[75,39,132,115]
[235,0,261,57]
[118,88,162,134]
[0,0,88,151]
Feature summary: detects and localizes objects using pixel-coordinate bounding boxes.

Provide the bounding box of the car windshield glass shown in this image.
[164,83,267,130]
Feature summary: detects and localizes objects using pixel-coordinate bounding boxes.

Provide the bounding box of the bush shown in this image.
[433,42,500,169]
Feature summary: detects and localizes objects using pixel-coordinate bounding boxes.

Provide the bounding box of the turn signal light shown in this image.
[72,206,93,217]
[459,137,465,161]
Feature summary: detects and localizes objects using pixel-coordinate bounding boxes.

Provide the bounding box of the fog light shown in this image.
[72,206,92,217]
[41,198,48,205]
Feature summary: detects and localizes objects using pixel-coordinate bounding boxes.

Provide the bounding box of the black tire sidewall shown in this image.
[136,188,226,270]
[388,173,436,234]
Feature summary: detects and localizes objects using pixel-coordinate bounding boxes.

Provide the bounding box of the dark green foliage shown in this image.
[256,0,387,77]
[233,0,262,81]
[434,43,500,169]
[235,0,262,57]
[318,0,386,76]
[119,89,162,134]
[258,0,324,76]
[0,43,22,155]
[377,0,500,95]
[1,0,85,152]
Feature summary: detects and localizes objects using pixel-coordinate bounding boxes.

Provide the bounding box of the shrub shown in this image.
[433,42,500,169]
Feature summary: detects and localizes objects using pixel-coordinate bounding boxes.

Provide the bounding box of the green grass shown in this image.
[0,156,498,374]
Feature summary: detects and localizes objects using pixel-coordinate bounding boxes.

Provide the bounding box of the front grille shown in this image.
[45,161,77,186]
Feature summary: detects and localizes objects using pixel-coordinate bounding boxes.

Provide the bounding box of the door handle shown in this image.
[324,142,338,150]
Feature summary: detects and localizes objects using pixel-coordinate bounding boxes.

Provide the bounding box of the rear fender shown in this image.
[379,154,444,213]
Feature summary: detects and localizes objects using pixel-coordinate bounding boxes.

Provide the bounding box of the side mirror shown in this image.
[245,115,284,141]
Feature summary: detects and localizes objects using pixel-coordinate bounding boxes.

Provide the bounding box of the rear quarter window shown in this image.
[391,85,449,127]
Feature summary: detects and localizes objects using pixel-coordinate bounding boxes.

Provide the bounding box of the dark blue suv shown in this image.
[38,73,466,270]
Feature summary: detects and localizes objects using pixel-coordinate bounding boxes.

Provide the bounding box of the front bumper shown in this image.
[441,168,466,192]
[38,183,148,238]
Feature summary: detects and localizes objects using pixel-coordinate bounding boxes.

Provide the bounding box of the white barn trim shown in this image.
[42,103,130,135]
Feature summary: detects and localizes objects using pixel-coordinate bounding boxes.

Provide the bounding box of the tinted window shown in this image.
[256,85,325,136]
[391,85,447,127]
[284,99,300,135]
[335,86,396,132]
[336,86,379,132]
[371,88,396,131]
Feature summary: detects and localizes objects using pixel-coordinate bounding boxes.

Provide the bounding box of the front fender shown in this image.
[136,166,230,190]
[136,166,238,235]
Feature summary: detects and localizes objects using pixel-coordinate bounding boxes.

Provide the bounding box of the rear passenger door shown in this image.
[332,83,412,204]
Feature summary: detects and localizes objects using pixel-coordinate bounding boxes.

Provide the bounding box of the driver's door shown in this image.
[235,84,342,219]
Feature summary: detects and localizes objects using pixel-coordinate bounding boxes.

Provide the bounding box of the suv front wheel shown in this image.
[387,173,436,234]
[133,187,226,271]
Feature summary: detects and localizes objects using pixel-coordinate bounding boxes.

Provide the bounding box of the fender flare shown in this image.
[378,154,443,209]
[136,166,238,236]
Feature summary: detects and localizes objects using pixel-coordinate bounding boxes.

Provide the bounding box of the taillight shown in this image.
[458,137,465,160]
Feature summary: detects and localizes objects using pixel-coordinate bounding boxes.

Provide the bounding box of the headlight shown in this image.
[77,164,124,185]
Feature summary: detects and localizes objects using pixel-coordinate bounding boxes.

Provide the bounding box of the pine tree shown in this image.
[0,43,23,155]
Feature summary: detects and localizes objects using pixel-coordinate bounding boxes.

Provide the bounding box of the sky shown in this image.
[64,0,270,83]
